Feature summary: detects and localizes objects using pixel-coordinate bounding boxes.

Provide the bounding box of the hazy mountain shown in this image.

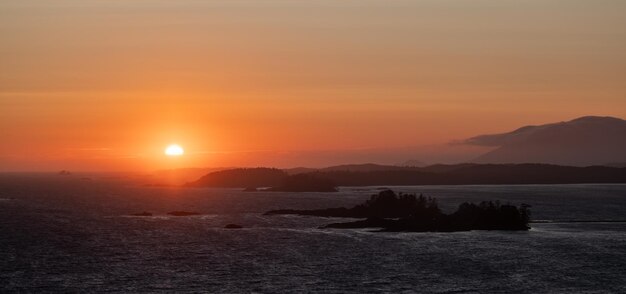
[320,163,412,172]
[283,167,318,175]
[187,168,287,188]
[465,116,626,166]
[284,163,419,174]
[399,159,427,167]
[189,164,626,187]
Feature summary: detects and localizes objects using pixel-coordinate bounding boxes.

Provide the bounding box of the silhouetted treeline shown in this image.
[306,164,626,186]
[268,174,338,192]
[266,190,530,232]
[187,168,338,192]
[187,168,287,188]
[449,201,531,231]
[188,164,626,189]
[266,189,438,217]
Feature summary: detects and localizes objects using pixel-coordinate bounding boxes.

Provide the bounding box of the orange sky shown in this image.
[1,0,625,171]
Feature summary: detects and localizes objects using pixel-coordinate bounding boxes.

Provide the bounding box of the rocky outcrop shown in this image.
[267,190,530,232]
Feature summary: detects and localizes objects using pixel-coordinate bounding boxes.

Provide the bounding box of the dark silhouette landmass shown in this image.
[187,168,287,188]
[189,168,338,192]
[309,164,626,186]
[464,116,626,166]
[608,162,626,168]
[267,174,338,192]
[189,164,626,189]
[284,167,320,175]
[58,170,71,176]
[265,190,530,232]
[400,159,426,167]
[284,163,418,175]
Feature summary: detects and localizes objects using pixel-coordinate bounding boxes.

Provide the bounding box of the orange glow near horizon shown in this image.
[1,1,625,171]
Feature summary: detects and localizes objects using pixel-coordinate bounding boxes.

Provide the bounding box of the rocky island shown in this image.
[265,190,530,232]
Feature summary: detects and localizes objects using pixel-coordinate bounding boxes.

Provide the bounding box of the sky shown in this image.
[1,0,625,171]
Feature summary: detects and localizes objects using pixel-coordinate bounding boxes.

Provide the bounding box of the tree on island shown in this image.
[265,190,531,232]
[350,189,440,218]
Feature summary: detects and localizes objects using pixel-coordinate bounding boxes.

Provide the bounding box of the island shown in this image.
[265,190,530,232]
[187,168,338,192]
[266,174,338,192]
[187,164,626,188]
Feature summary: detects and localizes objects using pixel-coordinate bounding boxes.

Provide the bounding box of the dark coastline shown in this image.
[187,164,626,189]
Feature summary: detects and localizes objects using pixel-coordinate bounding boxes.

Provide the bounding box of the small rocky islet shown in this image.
[265,189,531,232]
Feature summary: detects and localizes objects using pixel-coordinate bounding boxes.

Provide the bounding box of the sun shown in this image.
[164,144,184,156]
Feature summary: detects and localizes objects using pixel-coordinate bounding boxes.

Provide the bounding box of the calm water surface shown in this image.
[1,174,626,293]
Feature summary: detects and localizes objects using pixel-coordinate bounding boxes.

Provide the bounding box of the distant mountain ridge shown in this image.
[284,163,418,175]
[189,168,287,188]
[465,116,626,166]
[186,168,338,192]
[188,163,626,187]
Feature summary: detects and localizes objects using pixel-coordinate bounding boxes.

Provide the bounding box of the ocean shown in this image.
[1,174,626,293]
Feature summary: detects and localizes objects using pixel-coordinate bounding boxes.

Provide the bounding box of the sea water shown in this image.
[1,174,626,293]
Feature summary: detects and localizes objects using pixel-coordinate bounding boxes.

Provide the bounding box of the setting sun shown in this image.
[2,1,626,292]
[164,144,184,157]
